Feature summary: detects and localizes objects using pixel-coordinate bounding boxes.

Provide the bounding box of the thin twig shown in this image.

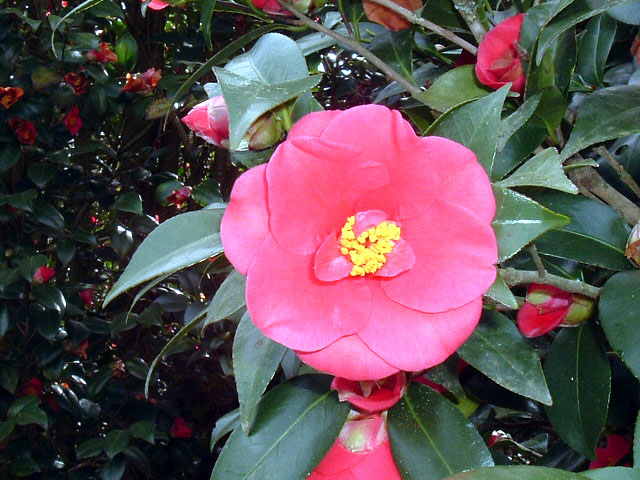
[499,267,601,298]
[171,114,193,154]
[451,0,485,44]
[276,0,424,98]
[366,0,478,55]
[594,146,640,200]
[527,244,546,278]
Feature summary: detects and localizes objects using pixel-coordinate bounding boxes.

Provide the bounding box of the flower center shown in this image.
[340,216,401,276]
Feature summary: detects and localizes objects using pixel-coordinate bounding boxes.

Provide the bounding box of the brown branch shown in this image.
[594,146,640,200]
[171,114,193,154]
[451,0,485,44]
[499,267,601,298]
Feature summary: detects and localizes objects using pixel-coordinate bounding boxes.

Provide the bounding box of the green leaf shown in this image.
[56,238,76,265]
[215,68,321,150]
[27,162,56,188]
[115,33,138,71]
[534,191,631,270]
[50,0,106,55]
[234,312,287,432]
[100,455,126,480]
[104,209,224,306]
[77,437,105,459]
[210,375,349,480]
[443,465,591,480]
[497,93,542,151]
[13,403,48,429]
[497,148,578,194]
[210,409,240,451]
[599,271,640,380]
[544,322,611,459]
[607,0,640,24]
[635,411,640,466]
[520,0,574,54]
[203,269,246,329]
[484,272,519,309]
[429,85,510,175]
[0,143,20,174]
[290,92,324,124]
[10,456,41,477]
[7,392,37,418]
[128,421,155,444]
[576,14,616,87]
[103,430,130,459]
[388,383,493,480]
[0,420,15,442]
[458,312,552,405]
[199,0,216,50]
[32,199,65,231]
[419,65,491,112]
[31,284,67,313]
[561,85,640,160]
[581,467,640,480]
[369,29,414,82]
[112,192,143,216]
[492,186,570,261]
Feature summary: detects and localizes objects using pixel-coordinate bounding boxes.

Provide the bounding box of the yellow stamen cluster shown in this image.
[340,216,401,276]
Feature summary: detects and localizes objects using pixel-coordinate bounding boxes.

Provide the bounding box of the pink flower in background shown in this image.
[589,434,632,469]
[331,372,406,413]
[147,0,170,9]
[170,417,192,439]
[181,97,229,147]
[33,266,56,284]
[221,105,497,380]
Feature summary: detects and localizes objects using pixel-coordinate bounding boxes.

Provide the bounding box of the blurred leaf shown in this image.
[32,284,67,313]
[128,421,155,444]
[233,311,287,432]
[103,430,130,459]
[77,437,105,459]
[123,447,151,477]
[420,65,491,112]
[12,402,48,429]
[104,209,225,306]
[485,272,519,309]
[100,455,126,480]
[0,365,19,393]
[50,0,107,55]
[0,302,9,338]
[192,179,222,206]
[576,14,616,87]
[492,186,570,261]
[580,467,640,480]
[600,271,640,380]
[112,192,143,216]
[86,368,114,397]
[115,33,138,71]
[458,312,552,405]
[56,238,76,265]
[388,383,493,480]
[10,457,41,477]
[544,323,611,459]
[443,466,590,479]
[0,420,15,442]
[636,411,640,466]
[0,143,20,175]
[497,148,578,194]
[210,408,240,451]
[32,199,65,231]
[203,269,246,329]
[607,0,640,24]
[200,0,217,50]
[27,162,56,188]
[210,375,349,480]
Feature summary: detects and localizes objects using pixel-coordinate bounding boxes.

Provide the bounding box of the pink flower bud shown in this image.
[182,97,229,147]
[33,266,56,284]
[331,372,406,413]
[625,223,640,267]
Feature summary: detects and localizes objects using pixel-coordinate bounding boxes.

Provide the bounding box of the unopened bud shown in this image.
[562,294,595,326]
[625,223,640,267]
[247,112,283,151]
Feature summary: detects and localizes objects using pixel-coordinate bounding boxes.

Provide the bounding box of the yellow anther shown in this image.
[339,216,401,276]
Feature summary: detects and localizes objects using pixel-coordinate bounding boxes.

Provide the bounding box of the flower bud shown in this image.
[331,372,406,413]
[625,223,640,267]
[33,266,56,284]
[246,112,284,151]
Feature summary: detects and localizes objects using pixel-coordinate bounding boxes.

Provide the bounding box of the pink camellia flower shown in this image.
[363,0,423,31]
[332,372,406,413]
[33,266,56,284]
[517,283,594,338]
[79,288,94,308]
[63,106,82,136]
[170,417,192,439]
[221,105,497,380]
[182,97,229,147]
[476,13,526,95]
[85,42,118,63]
[167,187,192,208]
[20,378,44,400]
[309,413,402,480]
[145,0,170,9]
[589,434,632,469]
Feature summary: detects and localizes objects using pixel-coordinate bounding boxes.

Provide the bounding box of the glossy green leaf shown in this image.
[576,14,616,87]
[492,186,570,261]
[497,93,542,151]
[128,421,155,444]
[497,148,578,194]
[50,0,106,55]
[520,0,574,54]
[388,383,493,480]
[370,29,414,82]
[210,409,240,451]
[444,466,590,480]
[104,208,224,306]
[13,402,48,429]
[100,455,126,480]
[203,269,246,329]
[580,467,640,480]
[210,375,349,480]
[32,284,66,313]
[429,85,510,175]
[534,191,631,270]
[112,192,143,216]
[103,430,130,459]
[56,238,76,265]
[562,85,640,159]
[484,272,519,309]
[32,199,65,231]
[544,323,611,458]
[290,92,324,124]
[0,420,15,442]
[599,271,640,380]
[458,312,551,404]
[77,437,104,459]
[419,65,491,113]
[607,0,640,24]
[0,143,20,174]
[234,311,287,432]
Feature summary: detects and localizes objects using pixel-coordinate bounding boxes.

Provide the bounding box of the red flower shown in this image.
[455,50,477,68]
[73,339,90,359]
[20,378,43,399]
[0,87,24,109]
[251,0,317,15]
[170,417,192,439]
[64,106,82,136]
[85,42,118,63]
[166,187,192,208]
[182,97,230,147]
[476,14,526,95]
[9,118,37,145]
[308,413,402,480]
[517,283,594,338]
[589,434,632,469]
[221,105,497,380]
[79,288,94,308]
[122,68,162,93]
[33,266,56,284]
[64,72,89,95]
[332,372,406,413]
[145,0,170,10]
[363,0,422,31]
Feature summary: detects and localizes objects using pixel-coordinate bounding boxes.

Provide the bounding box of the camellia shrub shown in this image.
[2,0,640,478]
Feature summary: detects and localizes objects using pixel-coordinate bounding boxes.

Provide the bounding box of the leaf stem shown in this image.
[498,267,601,298]
[594,146,640,201]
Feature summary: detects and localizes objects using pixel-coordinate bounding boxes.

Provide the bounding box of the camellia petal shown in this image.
[331,372,406,413]
[516,301,569,337]
[220,164,269,275]
[314,232,354,282]
[287,110,341,139]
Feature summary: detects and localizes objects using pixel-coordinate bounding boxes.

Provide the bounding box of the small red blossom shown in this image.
[122,68,162,93]
[182,96,229,147]
[144,0,170,10]
[170,417,192,439]
[33,266,55,284]
[79,288,94,308]
[85,42,118,63]
[61,0,68,6]
[9,118,37,145]
[64,72,89,95]
[589,434,632,469]
[476,14,526,95]
[363,0,422,31]
[20,378,44,399]
[64,106,83,136]
[166,187,192,208]
[72,339,90,359]
[0,87,24,109]
[517,283,594,338]
[332,372,406,413]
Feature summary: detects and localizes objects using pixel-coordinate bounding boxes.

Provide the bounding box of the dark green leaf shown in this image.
[497,148,578,194]
[77,437,105,459]
[13,402,48,429]
[10,456,41,477]
[497,93,542,151]
[580,467,640,480]
[203,269,246,329]
[443,465,590,479]
[635,411,640,466]
[419,65,491,112]
[31,284,66,313]
[115,33,138,71]
[369,29,414,82]
[86,368,114,397]
[576,14,616,87]
[27,162,56,188]
[56,238,76,265]
[210,408,240,451]
[112,192,143,216]
[290,92,324,124]
[100,455,126,480]
[200,0,216,49]
[103,430,130,459]
[0,420,15,442]
[388,383,493,480]
[485,272,519,309]
[0,143,20,174]
[0,302,9,338]
[32,199,65,231]
[458,312,552,405]
[128,421,155,444]
[607,1,640,24]
[544,323,611,458]
[520,0,574,54]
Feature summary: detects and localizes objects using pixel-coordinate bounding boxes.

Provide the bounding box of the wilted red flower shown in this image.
[79,288,94,308]
[9,118,37,145]
[167,187,192,208]
[21,378,44,399]
[170,417,192,439]
[122,68,162,93]
[85,42,118,63]
[182,96,230,147]
[221,105,497,380]
[64,72,89,95]
[517,283,594,338]
[33,266,56,284]
[589,434,632,469]
[332,372,406,413]
[363,0,422,31]
[0,87,24,109]
[476,13,526,95]
[64,106,82,136]
[308,413,401,480]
